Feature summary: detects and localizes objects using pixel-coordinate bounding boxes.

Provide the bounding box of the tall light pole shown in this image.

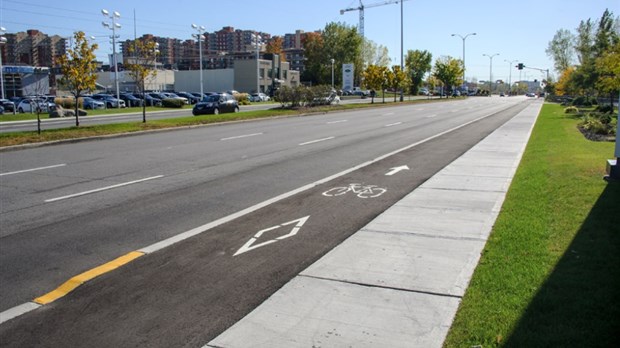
[451,32,476,93]
[252,33,263,93]
[483,53,499,96]
[0,27,6,100]
[505,59,518,95]
[330,58,335,89]
[191,24,205,97]
[399,0,404,101]
[102,9,121,108]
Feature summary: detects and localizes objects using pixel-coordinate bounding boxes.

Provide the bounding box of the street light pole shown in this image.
[253,33,262,94]
[0,27,6,100]
[505,59,518,95]
[102,9,121,108]
[331,58,335,88]
[483,53,499,96]
[399,0,404,101]
[191,24,205,98]
[451,32,476,93]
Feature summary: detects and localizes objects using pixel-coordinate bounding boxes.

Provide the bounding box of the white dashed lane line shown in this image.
[299,137,335,146]
[0,163,67,176]
[45,175,165,203]
[220,133,263,141]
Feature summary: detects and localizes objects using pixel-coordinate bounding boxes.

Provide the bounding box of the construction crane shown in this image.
[340,0,410,39]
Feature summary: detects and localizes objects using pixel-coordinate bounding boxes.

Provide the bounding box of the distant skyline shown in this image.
[1,0,619,83]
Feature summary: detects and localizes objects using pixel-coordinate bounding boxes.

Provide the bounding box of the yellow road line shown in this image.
[34,251,144,305]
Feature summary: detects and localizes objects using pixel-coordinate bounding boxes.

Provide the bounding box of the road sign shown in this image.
[234,216,310,256]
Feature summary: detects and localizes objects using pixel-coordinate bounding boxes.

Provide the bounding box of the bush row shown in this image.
[274,85,333,107]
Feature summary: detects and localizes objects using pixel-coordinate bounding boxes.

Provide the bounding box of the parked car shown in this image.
[0,99,15,112]
[192,93,239,115]
[451,90,461,97]
[175,92,200,104]
[159,92,188,104]
[119,93,143,107]
[136,93,163,107]
[16,97,56,113]
[81,97,105,110]
[0,105,4,114]
[92,94,126,108]
[418,88,430,96]
[250,92,271,102]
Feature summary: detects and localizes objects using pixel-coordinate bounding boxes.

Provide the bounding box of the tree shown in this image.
[405,49,432,95]
[546,29,575,74]
[388,65,408,102]
[362,39,390,67]
[125,39,159,123]
[302,22,363,87]
[362,65,388,103]
[266,36,286,62]
[433,56,463,98]
[57,31,98,127]
[596,40,620,111]
[555,67,577,96]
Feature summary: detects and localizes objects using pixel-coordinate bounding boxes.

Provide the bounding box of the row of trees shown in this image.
[546,9,619,108]
[59,22,468,126]
[58,31,159,126]
[301,22,465,98]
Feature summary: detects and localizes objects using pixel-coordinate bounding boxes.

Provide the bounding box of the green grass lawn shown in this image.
[444,103,619,346]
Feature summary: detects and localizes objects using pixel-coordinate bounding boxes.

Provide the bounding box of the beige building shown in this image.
[97,56,300,95]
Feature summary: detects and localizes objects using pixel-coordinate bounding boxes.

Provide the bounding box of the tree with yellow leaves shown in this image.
[56,31,98,127]
[126,39,159,122]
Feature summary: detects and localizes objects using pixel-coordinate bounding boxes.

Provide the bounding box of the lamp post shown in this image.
[505,59,518,96]
[451,32,476,93]
[330,58,335,89]
[252,33,262,93]
[483,53,499,96]
[399,0,404,102]
[102,9,121,108]
[191,24,205,98]
[0,27,6,100]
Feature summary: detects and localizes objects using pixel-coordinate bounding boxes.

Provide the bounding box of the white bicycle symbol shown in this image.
[322,183,387,199]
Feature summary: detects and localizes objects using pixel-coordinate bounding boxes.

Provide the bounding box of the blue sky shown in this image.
[1,0,619,83]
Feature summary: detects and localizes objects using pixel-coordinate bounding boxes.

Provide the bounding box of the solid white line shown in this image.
[220,133,263,141]
[45,175,164,203]
[0,163,66,176]
[299,137,335,146]
[385,122,402,127]
[426,114,437,118]
[139,110,502,255]
[327,120,347,124]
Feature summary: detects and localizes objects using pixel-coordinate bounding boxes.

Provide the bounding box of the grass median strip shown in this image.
[33,251,144,305]
[444,103,619,346]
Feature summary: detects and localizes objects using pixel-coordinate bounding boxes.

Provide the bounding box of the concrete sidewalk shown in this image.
[206,101,543,348]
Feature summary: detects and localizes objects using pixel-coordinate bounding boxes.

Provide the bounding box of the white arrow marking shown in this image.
[385,165,410,176]
[234,216,310,256]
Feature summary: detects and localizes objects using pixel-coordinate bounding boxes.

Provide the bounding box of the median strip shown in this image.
[33,251,144,305]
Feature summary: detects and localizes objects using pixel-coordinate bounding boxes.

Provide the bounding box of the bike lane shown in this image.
[0,103,529,347]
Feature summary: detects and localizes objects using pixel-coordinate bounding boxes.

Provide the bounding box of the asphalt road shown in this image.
[0,96,533,347]
[0,96,422,133]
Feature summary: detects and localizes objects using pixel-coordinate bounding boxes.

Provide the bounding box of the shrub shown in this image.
[234,93,251,105]
[564,106,579,114]
[596,104,614,114]
[161,98,184,108]
[571,96,598,107]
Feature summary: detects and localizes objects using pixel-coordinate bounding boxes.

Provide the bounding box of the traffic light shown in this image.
[517,63,524,70]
